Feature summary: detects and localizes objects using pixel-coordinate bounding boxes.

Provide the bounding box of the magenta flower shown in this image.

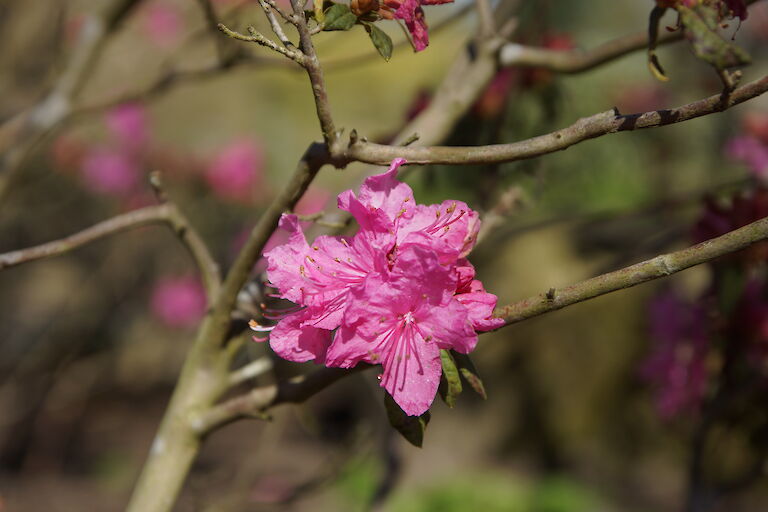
[382,0,453,51]
[725,135,768,179]
[640,288,710,419]
[105,103,150,151]
[150,276,207,328]
[254,159,501,415]
[206,139,266,203]
[140,2,183,49]
[80,148,140,198]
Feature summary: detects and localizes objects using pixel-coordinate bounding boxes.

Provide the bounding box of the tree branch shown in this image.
[208,143,328,346]
[0,0,143,204]
[0,203,222,301]
[494,216,768,325]
[194,365,371,435]
[340,75,768,166]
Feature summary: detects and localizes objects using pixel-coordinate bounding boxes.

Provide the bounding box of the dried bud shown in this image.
[351,0,379,16]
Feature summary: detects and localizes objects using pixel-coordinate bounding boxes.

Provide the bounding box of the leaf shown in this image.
[679,5,751,70]
[438,349,462,408]
[363,22,393,61]
[384,392,431,447]
[452,351,487,400]
[647,6,670,82]
[323,3,357,31]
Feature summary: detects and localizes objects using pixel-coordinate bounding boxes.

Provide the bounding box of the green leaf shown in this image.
[384,392,430,447]
[363,22,393,61]
[452,351,487,400]
[323,3,357,31]
[438,349,462,408]
[679,5,751,70]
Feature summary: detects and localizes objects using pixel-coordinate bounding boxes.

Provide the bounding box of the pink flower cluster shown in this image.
[253,159,502,415]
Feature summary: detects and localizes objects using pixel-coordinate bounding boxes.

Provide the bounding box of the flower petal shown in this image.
[269,309,332,363]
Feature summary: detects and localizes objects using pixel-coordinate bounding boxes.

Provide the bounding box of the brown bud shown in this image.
[351,0,379,16]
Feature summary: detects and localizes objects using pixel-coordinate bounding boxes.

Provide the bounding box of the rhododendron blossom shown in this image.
[381,0,453,51]
[252,158,502,415]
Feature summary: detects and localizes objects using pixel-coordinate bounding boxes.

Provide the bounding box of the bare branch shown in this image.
[211,143,328,337]
[228,357,274,387]
[290,0,338,147]
[494,215,768,326]
[217,23,304,63]
[499,30,679,73]
[475,0,496,37]
[341,75,768,166]
[195,365,371,434]
[0,203,222,300]
[258,0,295,48]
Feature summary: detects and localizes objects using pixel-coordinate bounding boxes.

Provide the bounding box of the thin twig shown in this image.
[475,0,495,37]
[0,203,222,300]
[218,23,304,63]
[341,75,768,166]
[228,357,274,387]
[494,215,768,325]
[290,0,338,148]
[258,0,295,48]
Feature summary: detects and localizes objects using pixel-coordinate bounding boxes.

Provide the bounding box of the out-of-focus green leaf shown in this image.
[323,3,357,31]
[384,392,430,447]
[438,349,462,408]
[452,351,487,400]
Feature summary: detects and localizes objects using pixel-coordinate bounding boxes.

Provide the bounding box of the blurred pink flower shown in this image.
[80,148,140,198]
[105,103,150,150]
[141,2,184,49]
[641,288,711,420]
[725,135,768,179]
[206,139,266,203]
[150,276,207,328]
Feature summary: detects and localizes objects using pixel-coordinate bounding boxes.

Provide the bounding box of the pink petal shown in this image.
[265,214,313,304]
[269,309,332,363]
[455,290,504,332]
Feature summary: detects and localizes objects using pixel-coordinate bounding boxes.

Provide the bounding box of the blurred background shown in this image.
[1,0,768,510]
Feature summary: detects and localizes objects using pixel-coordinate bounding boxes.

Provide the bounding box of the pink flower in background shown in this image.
[641,288,710,419]
[80,149,140,198]
[253,159,501,415]
[206,139,266,203]
[150,276,207,328]
[141,2,184,49]
[106,103,150,150]
[725,135,768,179]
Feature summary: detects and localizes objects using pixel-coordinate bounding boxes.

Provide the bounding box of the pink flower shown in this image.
[141,2,184,49]
[150,276,207,328]
[105,103,150,150]
[725,135,768,179]
[80,148,140,198]
[640,288,710,419]
[381,0,453,51]
[254,159,501,415]
[205,139,266,203]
